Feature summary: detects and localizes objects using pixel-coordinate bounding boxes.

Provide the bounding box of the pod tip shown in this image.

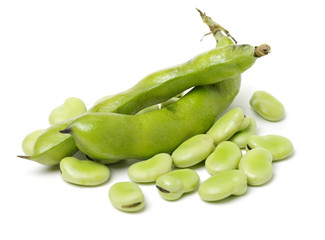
[59,128,71,134]
[17,155,31,160]
[254,44,271,57]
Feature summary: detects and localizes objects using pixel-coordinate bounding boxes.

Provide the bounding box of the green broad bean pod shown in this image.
[172,134,215,168]
[109,182,145,212]
[198,169,247,201]
[60,157,110,186]
[205,141,242,174]
[19,42,269,165]
[246,134,294,161]
[250,91,285,121]
[238,148,273,186]
[206,107,250,144]
[229,117,257,148]
[61,79,241,163]
[127,153,172,183]
[156,169,200,201]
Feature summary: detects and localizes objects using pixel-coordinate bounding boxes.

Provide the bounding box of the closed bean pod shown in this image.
[247,134,294,161]
[205,141,242,174]
[206,108,250,144]
[238,148,273,186]
[250,90,285,121]
[172,134,215,168]
[109,182,145,212]
[198,169,247,201]
[156,169,200,201]
[128,153,172,183]
[60,157,110,186]
[49,97,87,125]
[229,117,257,148]
[21,129,45,156]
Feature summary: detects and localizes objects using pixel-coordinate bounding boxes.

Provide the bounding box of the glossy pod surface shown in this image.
[198,169,247,201]
[229,117,257,148]
[156,169,200,201]
[60,157,110,186]
[109,182,145,212]
[247,134,293,161]
[49,97,87,125]
[172,134,215,168]
[250,91,285,121]
[206,108,249,144]
[63,78,241,163]
[238,148,273,186]
[205,141,242,174]
[128,153,172,183]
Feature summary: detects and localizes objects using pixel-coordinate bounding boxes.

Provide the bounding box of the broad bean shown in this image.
[60,157,110,186]
[21,129,44,156]
[172,134,215,168]
[205,141,242,174]
[156,169,200,201]
[198,169,247,201]
[229,117,257,148]
[206,108,249,144]
[109,182,145,212]
[247,134,293,161]
[128,153,172,183]
[238,148,273,186]
[249,90,285,121]
[49,97,87,125]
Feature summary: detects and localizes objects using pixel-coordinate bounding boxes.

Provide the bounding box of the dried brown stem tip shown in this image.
[254,44,271,57]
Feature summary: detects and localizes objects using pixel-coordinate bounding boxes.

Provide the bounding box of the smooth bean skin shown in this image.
[205,141,242,174]
[156,169,200,201]
[238,148,273,186]
[109,182,145,212]
[128,153,172,183]
[60,157,110,186]
[250,91,285,122]
[49,97,87,125]
[206,108,250,144]
[198,169,247,201]
[22,129,44,156]
[229,117,257,148]
[172,134,215,168]
[247,134,293,161]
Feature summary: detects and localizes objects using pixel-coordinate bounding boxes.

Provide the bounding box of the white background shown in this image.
[1,0,324,239]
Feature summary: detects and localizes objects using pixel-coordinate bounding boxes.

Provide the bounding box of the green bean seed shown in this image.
[172,134,215,168]
[249,90,285,121]
[198,169,247,201]
[247,134,294,161]
[229,117,257,148]
[205,141,242,174]
[128,153,172,183]
[238,148,273,186]
[60,157,110,186]
[156,169,200,201]
[109,182,145,212]
[206,108,250,144]
[22,129,44,156]
[49,97,87,125]
[136,104,159,115]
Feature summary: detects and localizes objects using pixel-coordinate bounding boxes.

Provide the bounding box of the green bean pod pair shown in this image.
[61,77,241,163]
